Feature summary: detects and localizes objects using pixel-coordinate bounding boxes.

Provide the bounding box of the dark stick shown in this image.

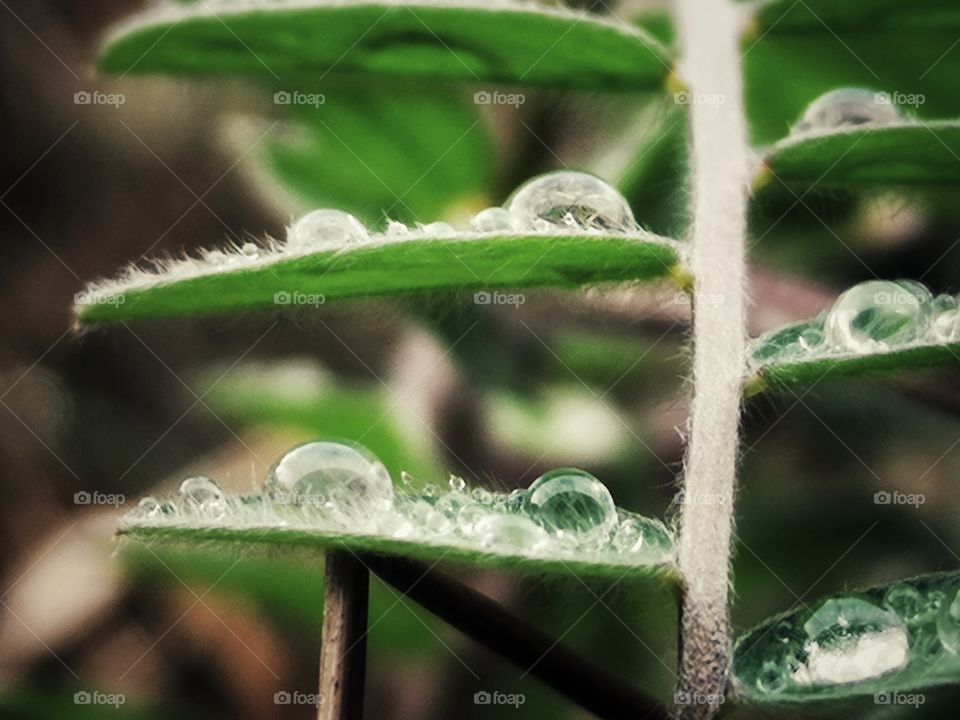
[318,550,370,720]
[361,554,670,720]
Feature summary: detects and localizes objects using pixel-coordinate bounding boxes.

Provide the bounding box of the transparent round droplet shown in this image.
[204,249,228,265]
[240,242,260,259]
[824,279,933,353]
[612,517,645,553]
[400,471,416,489]
[883,584,922,621]
[471,206,515,232]
[506,171,636,233]
[457,503,488,534]
[475,513,549,550]
[795,88,902,133]
[424,509,453,536]
[178,476,227,520]
[756,660,787,693]
[794,597,909,685]
[385,220,410,238]
[525,468,617,544]
[288,209,368,250]
[418,221,455,237]
[798,327,824,351]
[936,587,960,654]
[264,441,394,522]
[448,475,466,493]
[932,306,960,342]
[136,496,164,519]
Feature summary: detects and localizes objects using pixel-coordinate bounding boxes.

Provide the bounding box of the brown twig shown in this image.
[361,554,670,720]
[318,550,370,720]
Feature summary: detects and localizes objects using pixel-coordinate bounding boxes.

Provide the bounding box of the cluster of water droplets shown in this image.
[279,171,639,255]
[124,440,672,565]
[740,577,960,699]
[792,87,905,135]
[751,279,960,365]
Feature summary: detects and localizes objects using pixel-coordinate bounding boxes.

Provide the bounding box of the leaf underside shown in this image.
[759,122,960,190]
[747,318,960,393]
[74,232,682,324]
[733,571,960,704]
[99,0,672,90]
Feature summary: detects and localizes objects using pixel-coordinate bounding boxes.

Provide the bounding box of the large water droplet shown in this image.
[471,206,515,232]
[288,209,368,250]
[936,587,960,654]
[178,476,227,519]
[883,584,922,621]
[793,597,909,686]
[795,88,903,133]
[264,441,394,522]
[525,468,617,544]
[506,171,636,233]
[474,513,549,550]
[932,295,960,342]
[824,279,933,353]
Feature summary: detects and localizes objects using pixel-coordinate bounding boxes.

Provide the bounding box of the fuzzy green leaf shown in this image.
[118,491,675,579]
[74,231,682,325]
[733,572,960,704]
[757,121,960,191]
[751,0,960,33]
[100,0,672,90]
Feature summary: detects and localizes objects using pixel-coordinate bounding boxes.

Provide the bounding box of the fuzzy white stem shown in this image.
[673,0,750,717]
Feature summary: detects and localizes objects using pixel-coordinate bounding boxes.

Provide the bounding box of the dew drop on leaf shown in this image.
[240,242,260,259]
[136,496,163,518]
[418,221,456,237]
[794,88,902,133]
[824,279,933,353]
[288,209,368,250]
[883,583,922,621]
[470,206,515,232]
[263,441,394,521]
[506,171,636,232]
[178,476,227,519]
[525,468,617,544]
[793,597,909,686]
[474,513,549,550]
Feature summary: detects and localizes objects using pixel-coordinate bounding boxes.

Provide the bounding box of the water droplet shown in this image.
[475,513,549,550]
[457,503,488,533]
[471,206,515,232]
[525,468,617,544]
[204,249,228,264]
[400,471,416,489]
[824,280,933,353]
[936,587,960,654]
[932,302,960,342]
[178,476,227,519]
[795,88,902,133]
[240,242,260,259]
[506,171,636,233]
[612,517,646,552]
[756,660,787,693]
[449,475,466,493]
[883,584,922,621]
[418,221,455,237]
[264,441,394,522]
[793,597,909,685]
[799,327,824,351]
[136,496,164,518]
[386,220,410,238]
[288,209,368,250]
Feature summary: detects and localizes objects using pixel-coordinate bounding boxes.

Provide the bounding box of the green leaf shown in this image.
[756,121,960,191]
[259,85,493,225]
[100,0,672,90]
[118,490,675,579]
[74,231,682,324]
[733,572,960,704]
[751,0,960,33]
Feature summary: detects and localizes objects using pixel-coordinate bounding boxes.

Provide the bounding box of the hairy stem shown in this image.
[673,0,750,717]
[318,551,370,720]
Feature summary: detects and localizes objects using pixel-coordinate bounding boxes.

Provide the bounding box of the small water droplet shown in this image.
[506,171,636,233]
[204,249,228,264]
[288,209,368,250]
[525,468,617,544]
[936,587,960,653]
[264,441,394,523]
[178,476,227,519]
[240,242,260,259]
[612,517,645,552]
[457,503,488,533]
[883,584,922,621]
[471,206,515,232]
[756,660,787,693]
[386,220,410,238]
[793,597,909,686]
[824,279,933,353]
[400,471,416,489]
[136,496,164,518]
[795,88,902,133]
[418,221,455,237]
[798,327,824,351]
[475,513,549,550]
[449,475,466,493]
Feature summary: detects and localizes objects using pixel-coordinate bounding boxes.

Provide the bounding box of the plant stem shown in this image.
[318,550,370,720]
[363,554,670,720]
[672,0,751,717]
